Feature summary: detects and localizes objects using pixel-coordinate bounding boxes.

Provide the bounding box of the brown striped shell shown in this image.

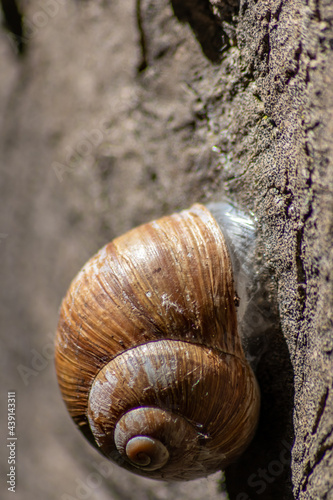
[55,204,260,481]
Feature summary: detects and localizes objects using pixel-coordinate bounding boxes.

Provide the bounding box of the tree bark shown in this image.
[0,0,332,499]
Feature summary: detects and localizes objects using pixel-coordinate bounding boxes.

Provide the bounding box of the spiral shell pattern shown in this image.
[55,204,260,480]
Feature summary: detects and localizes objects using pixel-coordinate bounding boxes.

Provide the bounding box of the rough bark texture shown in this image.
[0,0,332,499]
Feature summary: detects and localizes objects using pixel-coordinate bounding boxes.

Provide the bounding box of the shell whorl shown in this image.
[113,408,197,473]
[114,409,171,471]
[55,203,260,480]
[86,339,259,479]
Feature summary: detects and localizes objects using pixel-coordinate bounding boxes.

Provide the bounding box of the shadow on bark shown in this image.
[225,326,295,500]
[1,0,25,54]
[170,0,239,62]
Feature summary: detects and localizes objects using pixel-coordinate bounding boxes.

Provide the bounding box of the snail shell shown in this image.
[55,203,260,481]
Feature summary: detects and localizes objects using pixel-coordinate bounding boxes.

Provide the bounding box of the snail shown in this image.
[55,203,262,481]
